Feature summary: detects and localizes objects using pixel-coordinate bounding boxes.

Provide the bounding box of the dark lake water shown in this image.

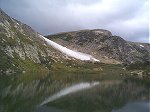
[112,102,149,112]
[37,102,150,112]
[0,72,149,112]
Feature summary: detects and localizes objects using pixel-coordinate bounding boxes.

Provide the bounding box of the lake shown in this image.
[0,72,149,112]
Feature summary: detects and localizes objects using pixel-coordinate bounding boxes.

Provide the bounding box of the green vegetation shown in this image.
[0,50,18,73]
[16,32,33,45]
[0,26,53,75]
[0,33,16,47]
[50,61,129,81]
[126,61,150,72]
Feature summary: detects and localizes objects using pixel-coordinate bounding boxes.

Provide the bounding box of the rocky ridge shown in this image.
[46,29,150,64]
[0,9,79,74]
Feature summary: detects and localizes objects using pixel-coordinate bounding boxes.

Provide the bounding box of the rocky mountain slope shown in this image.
[0,9,84,74]
[46,29,150,64]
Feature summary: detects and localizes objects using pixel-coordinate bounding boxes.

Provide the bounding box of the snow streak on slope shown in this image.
[39,35,99,62]
[40,82,99,106]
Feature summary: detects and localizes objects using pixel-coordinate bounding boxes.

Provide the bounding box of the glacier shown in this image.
[39,35,99,62]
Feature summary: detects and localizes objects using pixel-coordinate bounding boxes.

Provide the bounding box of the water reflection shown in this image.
[112,102,150,112]
[0,73,149,112]
[44,79,149,112]
[40,82,99,106]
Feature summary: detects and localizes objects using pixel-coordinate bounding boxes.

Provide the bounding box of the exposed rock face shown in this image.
[0,9,70,74]
[46,29,150,64]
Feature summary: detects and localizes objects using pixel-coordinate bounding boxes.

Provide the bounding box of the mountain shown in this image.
[0,9,60,74]
[46,29,150,64]
[0,9,93,75]
[0,8,104,75]
[0,8,149,75]
[0,8,149,112]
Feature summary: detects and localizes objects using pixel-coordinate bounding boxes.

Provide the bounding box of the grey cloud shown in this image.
[0,0,149,43]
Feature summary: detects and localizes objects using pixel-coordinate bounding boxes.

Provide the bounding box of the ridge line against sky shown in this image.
[0,0,149,43]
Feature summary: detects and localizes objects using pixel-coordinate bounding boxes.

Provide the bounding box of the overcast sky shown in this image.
[0,0,149,43]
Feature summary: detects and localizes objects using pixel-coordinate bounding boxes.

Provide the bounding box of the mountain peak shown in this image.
[91,29,112,36]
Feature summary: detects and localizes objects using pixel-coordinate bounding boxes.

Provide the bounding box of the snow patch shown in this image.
[140,44,144,48]
[39,35,99,62]
[16,22,19,26]
[40,82,99,106]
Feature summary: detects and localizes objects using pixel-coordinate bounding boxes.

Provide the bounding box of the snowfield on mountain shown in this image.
[39,34,99,62]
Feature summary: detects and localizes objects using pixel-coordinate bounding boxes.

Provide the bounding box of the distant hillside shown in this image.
[46,29,150,64]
